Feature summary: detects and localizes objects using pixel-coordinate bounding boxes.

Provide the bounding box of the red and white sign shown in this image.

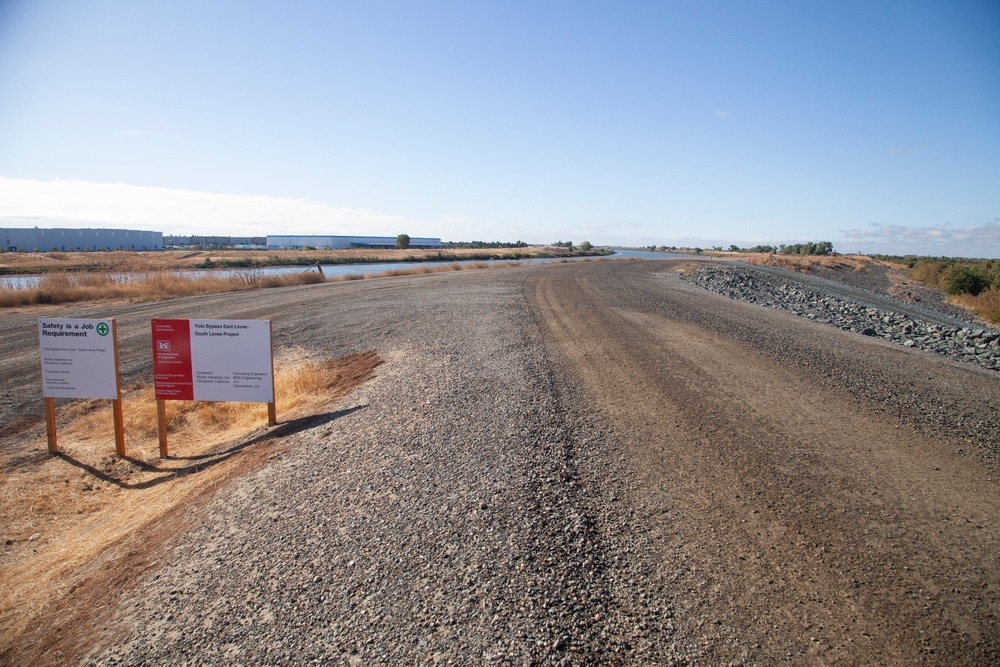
[152,319,273,403]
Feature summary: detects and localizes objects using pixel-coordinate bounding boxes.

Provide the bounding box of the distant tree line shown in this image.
[552,241,594,253]
[445,240,529,249]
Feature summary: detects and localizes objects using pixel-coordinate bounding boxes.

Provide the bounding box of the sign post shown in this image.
[152,319,276,457]
[38,318,124,455]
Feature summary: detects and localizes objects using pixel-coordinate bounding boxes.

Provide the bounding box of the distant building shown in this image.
[266,235,442,250]
[0,227,162,252]
[163,235,266,249]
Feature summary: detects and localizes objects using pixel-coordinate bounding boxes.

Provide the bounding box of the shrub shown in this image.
[945,266,989,296]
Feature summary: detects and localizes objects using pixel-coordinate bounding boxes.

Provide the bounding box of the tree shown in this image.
[396,234,411,249]
[579,241,593,252]
[945,266,989,296]
[779,241,834,256]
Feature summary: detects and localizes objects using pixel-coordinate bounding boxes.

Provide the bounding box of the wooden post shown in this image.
[112,398,126,456]
[267,320,277,426]
[157,399,169,458]
[45,397,57,454]
[111,319,126,456]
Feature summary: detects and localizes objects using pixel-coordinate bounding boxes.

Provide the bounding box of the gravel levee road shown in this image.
[2,259,998,665]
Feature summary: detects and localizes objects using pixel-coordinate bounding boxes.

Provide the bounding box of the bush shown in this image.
[945,266,989,296]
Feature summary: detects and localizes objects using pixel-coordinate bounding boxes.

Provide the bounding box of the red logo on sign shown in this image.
[151,319,193,400]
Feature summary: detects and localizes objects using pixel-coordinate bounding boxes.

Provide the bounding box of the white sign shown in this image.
[152,319,274,403]
[191,319,273,402]
[38,318,119,399]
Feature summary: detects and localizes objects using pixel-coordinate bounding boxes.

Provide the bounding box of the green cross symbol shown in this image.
[96,322,109,336]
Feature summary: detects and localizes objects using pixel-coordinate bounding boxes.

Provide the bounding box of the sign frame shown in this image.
[38,317,125,455]
[151,318,277,457]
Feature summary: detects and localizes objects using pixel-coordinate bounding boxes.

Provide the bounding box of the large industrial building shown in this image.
[163,235,266,249]
[1,227,162,252]
[0,228,441,252]
[266,235,442,250]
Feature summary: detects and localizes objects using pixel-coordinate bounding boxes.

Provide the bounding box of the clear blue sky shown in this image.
[1,0,998,256]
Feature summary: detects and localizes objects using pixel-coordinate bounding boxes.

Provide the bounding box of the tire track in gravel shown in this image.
[527,259,1000,665]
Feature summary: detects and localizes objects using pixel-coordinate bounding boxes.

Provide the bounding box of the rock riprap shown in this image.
[684,264,1000,373]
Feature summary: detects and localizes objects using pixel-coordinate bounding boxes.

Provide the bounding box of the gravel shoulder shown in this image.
[1,260,997,665]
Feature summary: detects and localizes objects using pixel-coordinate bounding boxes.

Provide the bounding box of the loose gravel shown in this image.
[83,272,682,666]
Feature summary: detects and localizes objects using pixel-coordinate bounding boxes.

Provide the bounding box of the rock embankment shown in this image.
[684,264,1000,373]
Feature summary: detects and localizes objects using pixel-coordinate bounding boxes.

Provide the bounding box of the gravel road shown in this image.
[2,259,998,665]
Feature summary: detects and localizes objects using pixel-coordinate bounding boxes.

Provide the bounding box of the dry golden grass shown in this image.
[0,349,382,656]
[951,288,1000,324]
[1,269,328,308]
[754,253,870,273]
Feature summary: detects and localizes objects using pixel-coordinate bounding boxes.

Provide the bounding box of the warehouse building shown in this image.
[1,227,162,252]
[164,235,266,249]
[266,235,443,250]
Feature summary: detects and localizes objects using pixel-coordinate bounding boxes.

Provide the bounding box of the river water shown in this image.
[0,249,689,290]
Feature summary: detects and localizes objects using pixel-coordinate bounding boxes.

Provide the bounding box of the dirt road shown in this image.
[2,259,998,665]
[529,260,1000,664]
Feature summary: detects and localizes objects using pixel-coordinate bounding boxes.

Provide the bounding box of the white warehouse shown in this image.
[1,227,163,252]
[266,235,442,250]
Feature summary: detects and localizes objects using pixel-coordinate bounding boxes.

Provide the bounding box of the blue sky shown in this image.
[1,0,998,256]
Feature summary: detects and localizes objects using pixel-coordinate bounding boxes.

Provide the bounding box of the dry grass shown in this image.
[754,253,870,273]
[1,269,326,308]
[0,349,382,656]
[951,288,1000,324]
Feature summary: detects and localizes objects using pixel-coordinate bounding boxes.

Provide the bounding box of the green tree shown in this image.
[945,266,989,296]
[396,234,411,249]
[579,241,593,252]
